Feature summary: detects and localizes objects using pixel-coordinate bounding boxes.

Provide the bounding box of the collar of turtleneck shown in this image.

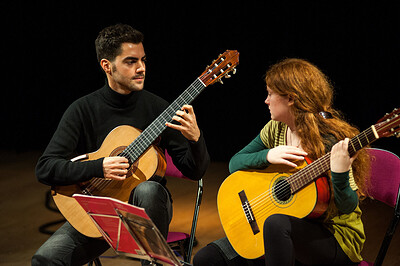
[100,83,141,108]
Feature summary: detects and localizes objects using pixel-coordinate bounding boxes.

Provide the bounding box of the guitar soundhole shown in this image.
[273,179,292,203]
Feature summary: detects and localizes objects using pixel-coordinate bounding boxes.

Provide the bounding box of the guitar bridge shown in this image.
[238,190,260,235]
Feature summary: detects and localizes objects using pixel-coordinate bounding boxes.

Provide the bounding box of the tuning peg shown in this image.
[219,78,224,84]
[225,74,231,78]
[232,68,237,74]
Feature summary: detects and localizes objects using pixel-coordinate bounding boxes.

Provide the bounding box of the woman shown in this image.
[194,58,370,265]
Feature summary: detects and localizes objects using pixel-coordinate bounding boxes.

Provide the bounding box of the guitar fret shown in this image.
[289,153,331,193]
[363,130,370,144]
[356,136,363,149]
[349,139,357,156]
[125,78,206,162]
[288,126,382,194]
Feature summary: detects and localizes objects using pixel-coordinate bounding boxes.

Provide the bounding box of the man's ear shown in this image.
[100,59,112,75]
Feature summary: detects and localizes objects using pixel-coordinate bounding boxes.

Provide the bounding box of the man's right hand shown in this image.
[102,156,130,180]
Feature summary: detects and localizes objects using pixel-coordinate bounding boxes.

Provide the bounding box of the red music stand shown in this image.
[73,194,186,266]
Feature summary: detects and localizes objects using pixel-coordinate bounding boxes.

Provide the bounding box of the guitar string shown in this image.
[131,71,222,153]
[85,82,203,193]
[248,127,373,214]
[226,152,331,227]
[230,123,383,226]
[84,57,238,193]
[82,78,206,194]
[79,60,231,194]
[141,79,204,144]
[223,127,375,228]
[121,78,204,162]
[228,120,384,230]
[227,128,375,229]
[120,80,198,160]
[118,58,231,160]
[122,78,204,158]
[250,153,332,220]
[226,141,368,231]
[249,126,373,209]
[375,116,400,137]
[225,153,342,229]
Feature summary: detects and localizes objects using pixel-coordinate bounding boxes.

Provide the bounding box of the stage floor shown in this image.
[0,150,399,265]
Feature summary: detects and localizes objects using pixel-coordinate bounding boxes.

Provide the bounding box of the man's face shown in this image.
[108,42,146,94]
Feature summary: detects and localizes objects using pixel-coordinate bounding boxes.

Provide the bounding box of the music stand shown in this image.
[73,194,189,266]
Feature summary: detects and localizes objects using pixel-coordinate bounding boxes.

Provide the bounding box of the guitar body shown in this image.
[217,158,330,259]
[52,125,166,238]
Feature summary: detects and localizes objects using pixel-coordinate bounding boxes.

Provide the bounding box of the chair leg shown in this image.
[374,185,400,266]
[374,214,399,266]
[88,257,102,266]
[186,179,203,262]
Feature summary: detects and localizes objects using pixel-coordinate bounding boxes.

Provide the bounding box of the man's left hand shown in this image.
[166,105,200,142]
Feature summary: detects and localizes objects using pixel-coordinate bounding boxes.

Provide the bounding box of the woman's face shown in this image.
[265,87,294,123]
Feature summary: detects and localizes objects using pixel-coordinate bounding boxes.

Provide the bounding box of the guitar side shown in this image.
[52,125,166,238]
[217,162,329,259]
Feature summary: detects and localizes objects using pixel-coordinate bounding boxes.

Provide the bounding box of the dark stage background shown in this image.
[2,1,400,161]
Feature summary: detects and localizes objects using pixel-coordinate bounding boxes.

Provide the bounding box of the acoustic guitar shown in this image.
[52,50,239,238]
[217,108,400,259]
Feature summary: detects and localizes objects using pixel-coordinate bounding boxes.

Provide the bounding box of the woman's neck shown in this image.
[284,114,297,133]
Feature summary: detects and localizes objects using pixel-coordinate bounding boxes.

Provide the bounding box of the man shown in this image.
[32,24,210,265]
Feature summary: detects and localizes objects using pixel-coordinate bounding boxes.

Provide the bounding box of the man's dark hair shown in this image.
[95,24,144,63]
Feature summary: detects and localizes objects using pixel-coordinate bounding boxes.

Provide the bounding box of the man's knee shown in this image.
[136,181,164,195]
[32,254,46,266]
[32,254,59,266]
[133,181,168,205]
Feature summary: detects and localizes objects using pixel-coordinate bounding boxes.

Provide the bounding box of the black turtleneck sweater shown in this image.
[36,83,210,186]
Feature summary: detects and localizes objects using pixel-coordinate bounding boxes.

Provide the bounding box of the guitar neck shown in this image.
[117,50,240,163]
[289,125,379,193]
[120,78,206,162]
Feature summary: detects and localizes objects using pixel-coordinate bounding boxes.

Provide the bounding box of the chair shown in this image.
[358,148,400,266]
[164,150,203,263]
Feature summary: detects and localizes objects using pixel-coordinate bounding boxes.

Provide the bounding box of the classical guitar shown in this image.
[52,50,239,238]
[217,108,400,259]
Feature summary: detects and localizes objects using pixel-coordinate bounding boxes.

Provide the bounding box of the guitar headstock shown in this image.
[199,50,239,86]
[375,108,400,138]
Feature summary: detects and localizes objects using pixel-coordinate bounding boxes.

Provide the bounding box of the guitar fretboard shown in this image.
[288,125,379,193]
[120,78,206,162]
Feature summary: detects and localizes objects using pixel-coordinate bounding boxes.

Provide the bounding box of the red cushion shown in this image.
[358,261,373,266]
[167,231,189,243]
[165,150,188,179]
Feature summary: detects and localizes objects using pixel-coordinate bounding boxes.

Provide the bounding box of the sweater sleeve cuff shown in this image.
[331,170,358,213]
[189,130,206,148]
[331,171,350,189]
[88,157,105,179]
